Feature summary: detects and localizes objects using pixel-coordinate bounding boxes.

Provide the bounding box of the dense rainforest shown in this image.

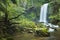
[0,0,60,40]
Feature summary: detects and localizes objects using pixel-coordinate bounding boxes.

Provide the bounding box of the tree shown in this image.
[49,1,60,25]
[0,0,25,38]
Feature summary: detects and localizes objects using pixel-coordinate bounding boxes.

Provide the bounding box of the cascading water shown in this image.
[39,3,59,32]
[39,3,49,24]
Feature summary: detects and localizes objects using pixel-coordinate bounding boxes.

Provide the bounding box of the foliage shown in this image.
[0,0,25,39]
[0,0,60,40]
[49,1,60,25]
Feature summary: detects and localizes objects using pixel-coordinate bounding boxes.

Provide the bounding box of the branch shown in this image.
[0,21,4,22]
[9,13,25,20]
[11,22,21,24]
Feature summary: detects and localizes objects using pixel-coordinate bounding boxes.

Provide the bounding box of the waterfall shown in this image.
[39,3,49,24]
[39,3,59,32]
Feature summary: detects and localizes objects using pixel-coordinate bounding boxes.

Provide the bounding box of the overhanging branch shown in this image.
[9,13,25,20]
[9,7,34,20]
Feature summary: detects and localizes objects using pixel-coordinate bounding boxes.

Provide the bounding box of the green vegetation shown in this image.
[0,0,60,40]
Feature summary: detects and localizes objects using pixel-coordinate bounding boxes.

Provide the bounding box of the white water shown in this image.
[39,3,49,23]
[39,3,59,32]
